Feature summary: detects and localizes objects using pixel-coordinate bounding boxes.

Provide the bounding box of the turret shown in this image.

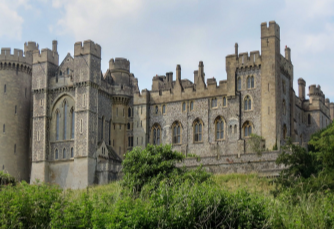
[298,78,306,100]
[285,46,291,62]
[52,40,58,53]
[73,40,101,84]
[108,58,131,86]
[166,72,173,88]
[24,41,39,64]
[330,103,334,121]
[325,98,330,108]
[260,21,281,150]
[109,58,130,72]
[176,64,181,82]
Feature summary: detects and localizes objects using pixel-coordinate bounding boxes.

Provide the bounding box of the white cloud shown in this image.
[48,0,334,101]
[0,1,26,40]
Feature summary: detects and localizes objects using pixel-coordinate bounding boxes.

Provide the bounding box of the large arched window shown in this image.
[215,116,225,140]
[244,95,252,111]
[63,100,68,140]
[243,121,253,137]
[193,119,203,143]
[52,95,76,142]
[56,110,60,140]
[71,107,75,139]
[247,76,254,89]
[172,121,182,144]
[237,77,241,90]
[151,124,161,145]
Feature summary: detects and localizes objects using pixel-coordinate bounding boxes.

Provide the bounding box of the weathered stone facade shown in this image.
[1,21,334,188]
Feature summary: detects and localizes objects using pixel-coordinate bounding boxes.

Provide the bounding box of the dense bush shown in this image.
[274,121,334,196]
[121,144,184,193]
[0,181,61,228]
[0,171,16,186]
[2,141,334,228]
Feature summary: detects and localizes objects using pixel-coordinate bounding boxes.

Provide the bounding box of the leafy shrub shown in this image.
[121,144,184,193]
[0,181,61,228]
[0,171,16,186]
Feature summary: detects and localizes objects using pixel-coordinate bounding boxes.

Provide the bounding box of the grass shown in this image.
[213,173,275,195]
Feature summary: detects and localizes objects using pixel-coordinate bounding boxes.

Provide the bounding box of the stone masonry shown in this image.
[0,21,333,188]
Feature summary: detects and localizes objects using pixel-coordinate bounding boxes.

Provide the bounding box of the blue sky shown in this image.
[2,0,334,101]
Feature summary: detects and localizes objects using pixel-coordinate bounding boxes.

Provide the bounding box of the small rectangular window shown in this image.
[25,88,27,98]
[14,144,16,154]
[15,105,17,114]
[3,124,5,133]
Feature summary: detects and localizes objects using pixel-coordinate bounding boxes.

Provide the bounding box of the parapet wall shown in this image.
[0,48,31,64]
[74,40,101,58]
[261,21,280,39]
[32,49,59,66]
[109,58,130,72]
[176,151,283,176]
[24,41,39,54]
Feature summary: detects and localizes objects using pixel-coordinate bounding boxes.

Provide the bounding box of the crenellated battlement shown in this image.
[309,84,324,97]
[0,48,31,64]
[226,50,262,69]
[24,41,39,54]
[109,58,130,72]
[74,40,101,58]
[32,48,59,66]
[261,21,280,38]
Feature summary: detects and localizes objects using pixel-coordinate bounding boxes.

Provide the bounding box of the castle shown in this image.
[0,21,333,189]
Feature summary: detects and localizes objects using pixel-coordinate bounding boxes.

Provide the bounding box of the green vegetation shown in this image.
[0,171,16,186]
[2,120,334,228]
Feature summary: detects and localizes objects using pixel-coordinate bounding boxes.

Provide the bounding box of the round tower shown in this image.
[109,58,131,86]
[0,42,37,181]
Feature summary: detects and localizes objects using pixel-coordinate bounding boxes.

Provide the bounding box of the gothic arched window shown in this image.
[162,104,166,114]
[63,101,67,140]
[71,107,75,139]
[247,76,254,89]
[172,121,182,144]
[152,124,161,145]
[211,97,217,108]
[215,116,225,140]
[193,119,203,143]
[243,121,253,137]
[56,110,60,140]
[244,96,252,111]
